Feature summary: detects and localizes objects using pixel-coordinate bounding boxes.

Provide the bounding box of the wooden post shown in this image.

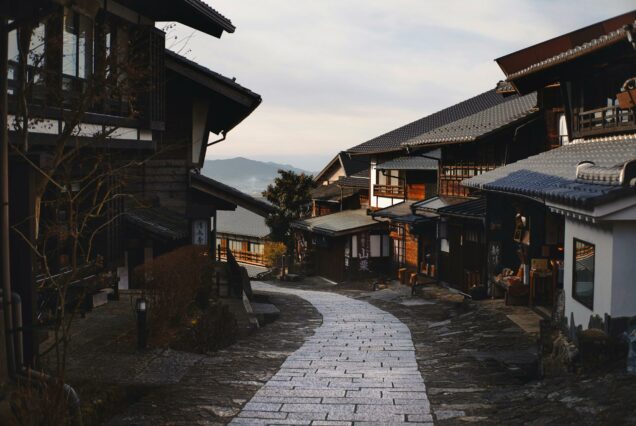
[1,16,17,378]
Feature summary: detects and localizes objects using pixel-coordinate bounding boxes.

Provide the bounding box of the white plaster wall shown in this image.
[610,222,636,318]
[564,218,613,329]
[370,158,377,205]
[369,158,402,209]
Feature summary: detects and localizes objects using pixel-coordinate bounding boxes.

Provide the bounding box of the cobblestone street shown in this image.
[231,283,432,425]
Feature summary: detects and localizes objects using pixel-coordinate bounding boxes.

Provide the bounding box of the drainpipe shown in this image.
[1,16,17,380]
[509,117,539,164]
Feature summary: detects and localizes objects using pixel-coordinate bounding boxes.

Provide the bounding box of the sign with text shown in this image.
[191,219,209,246]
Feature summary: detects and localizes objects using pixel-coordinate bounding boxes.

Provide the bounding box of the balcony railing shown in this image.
[576,105,636,137]
[373,184,405,198]
[219,247,265,266]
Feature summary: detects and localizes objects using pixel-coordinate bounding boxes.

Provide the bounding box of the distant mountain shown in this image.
[201,157,314,196]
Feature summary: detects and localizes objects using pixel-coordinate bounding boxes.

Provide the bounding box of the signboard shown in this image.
[191,219,209,246]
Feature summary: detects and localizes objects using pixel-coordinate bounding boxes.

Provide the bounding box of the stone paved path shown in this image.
[230,282,432,425]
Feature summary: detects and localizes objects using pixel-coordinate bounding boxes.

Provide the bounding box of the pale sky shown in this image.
[170,1,634,171]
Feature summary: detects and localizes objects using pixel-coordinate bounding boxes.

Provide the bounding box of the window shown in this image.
[63,8,93,78]
[351,235,358,258]
[573,239,595,309]
[370,233,390,257]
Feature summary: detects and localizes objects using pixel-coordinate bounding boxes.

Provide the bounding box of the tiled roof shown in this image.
[506,21,636,81]
[437,197,487,220]
[186,0,235,32]
[292,209,385,237]
[463,136,636,208]
[217,205,270,238]
[371,202,436,224]
[191,173,274,217]
[314,152,369,184]
[376,149,440,171]
[402,93,538,148]
[166,50,262,102]
[125,207,188,240]
[311,183,362,202]
[412,196,468,213]
[347,89,513,154]
[337,175,370,189]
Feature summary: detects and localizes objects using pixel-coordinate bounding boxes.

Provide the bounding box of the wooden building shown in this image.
[465,11,636,333]
[311,152,369,216]
[292,209,389,283]
[1,0,259,375]
[403,91,545,292]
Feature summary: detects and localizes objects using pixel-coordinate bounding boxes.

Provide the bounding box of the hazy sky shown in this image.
[170,1,634,171]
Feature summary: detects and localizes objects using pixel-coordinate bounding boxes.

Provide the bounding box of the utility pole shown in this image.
[1,16,17,378]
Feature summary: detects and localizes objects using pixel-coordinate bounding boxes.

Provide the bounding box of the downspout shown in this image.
[1,16,17,380]
[508,117,539,164]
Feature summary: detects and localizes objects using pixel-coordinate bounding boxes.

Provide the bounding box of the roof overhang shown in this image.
[120,0,235,38]
[166,51,262,136]
[190,173,274,217]
[495,10,636,94]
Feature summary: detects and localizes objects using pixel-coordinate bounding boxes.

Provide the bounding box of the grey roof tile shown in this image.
[337,175,370,189]
[464,136,636,208]
[125,207,188,240]
[217,205,270,238]
[506,20,636,81]
[376,149,440,171]
[437,197,487,219]
[347,89,513,154]
[402,92,538,148]
[292,209,385,237]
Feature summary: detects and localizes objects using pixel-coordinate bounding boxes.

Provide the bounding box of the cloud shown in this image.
[168,1,634,170]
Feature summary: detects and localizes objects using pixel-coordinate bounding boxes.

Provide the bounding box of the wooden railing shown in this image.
[219,247,265,266]
[440,163,496,197]
[374,184,405,198]
[576,105,636,137]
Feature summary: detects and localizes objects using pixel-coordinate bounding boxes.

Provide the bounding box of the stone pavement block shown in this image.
[280,403,355,414]
[229,283,432,425]
[242,401,282,412]
[251,396,322,404]
[237,410,288,419]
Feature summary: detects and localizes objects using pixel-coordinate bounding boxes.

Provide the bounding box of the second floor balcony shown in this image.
[373,184,405,198]
[575,105,636,138]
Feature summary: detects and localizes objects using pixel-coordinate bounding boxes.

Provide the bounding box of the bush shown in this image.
[264,242,287,269]
[135,245,214,336]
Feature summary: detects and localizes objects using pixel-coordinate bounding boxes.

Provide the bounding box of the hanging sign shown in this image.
[191,219,209,246]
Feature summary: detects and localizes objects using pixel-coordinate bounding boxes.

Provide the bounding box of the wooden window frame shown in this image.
[572,238,595,310]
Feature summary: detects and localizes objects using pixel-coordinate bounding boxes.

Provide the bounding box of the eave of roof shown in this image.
[125,207,188,241]
[119,0,235,38]
[496,10,636,77]
[504,23,635,83]
[190,173,274,217]
[347,89,513,155]
[463,136,636,209]
[337,175,370,189]
[166,50,261,107]
[412,196,468,213]
[292,209,385,237]
[437,197,487,220]
[402,93,538,148]
[376,149,440,171]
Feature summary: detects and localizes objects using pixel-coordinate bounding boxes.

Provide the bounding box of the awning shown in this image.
[437,197,486,220]
[412,196,467,214]
[125,207,188,241]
